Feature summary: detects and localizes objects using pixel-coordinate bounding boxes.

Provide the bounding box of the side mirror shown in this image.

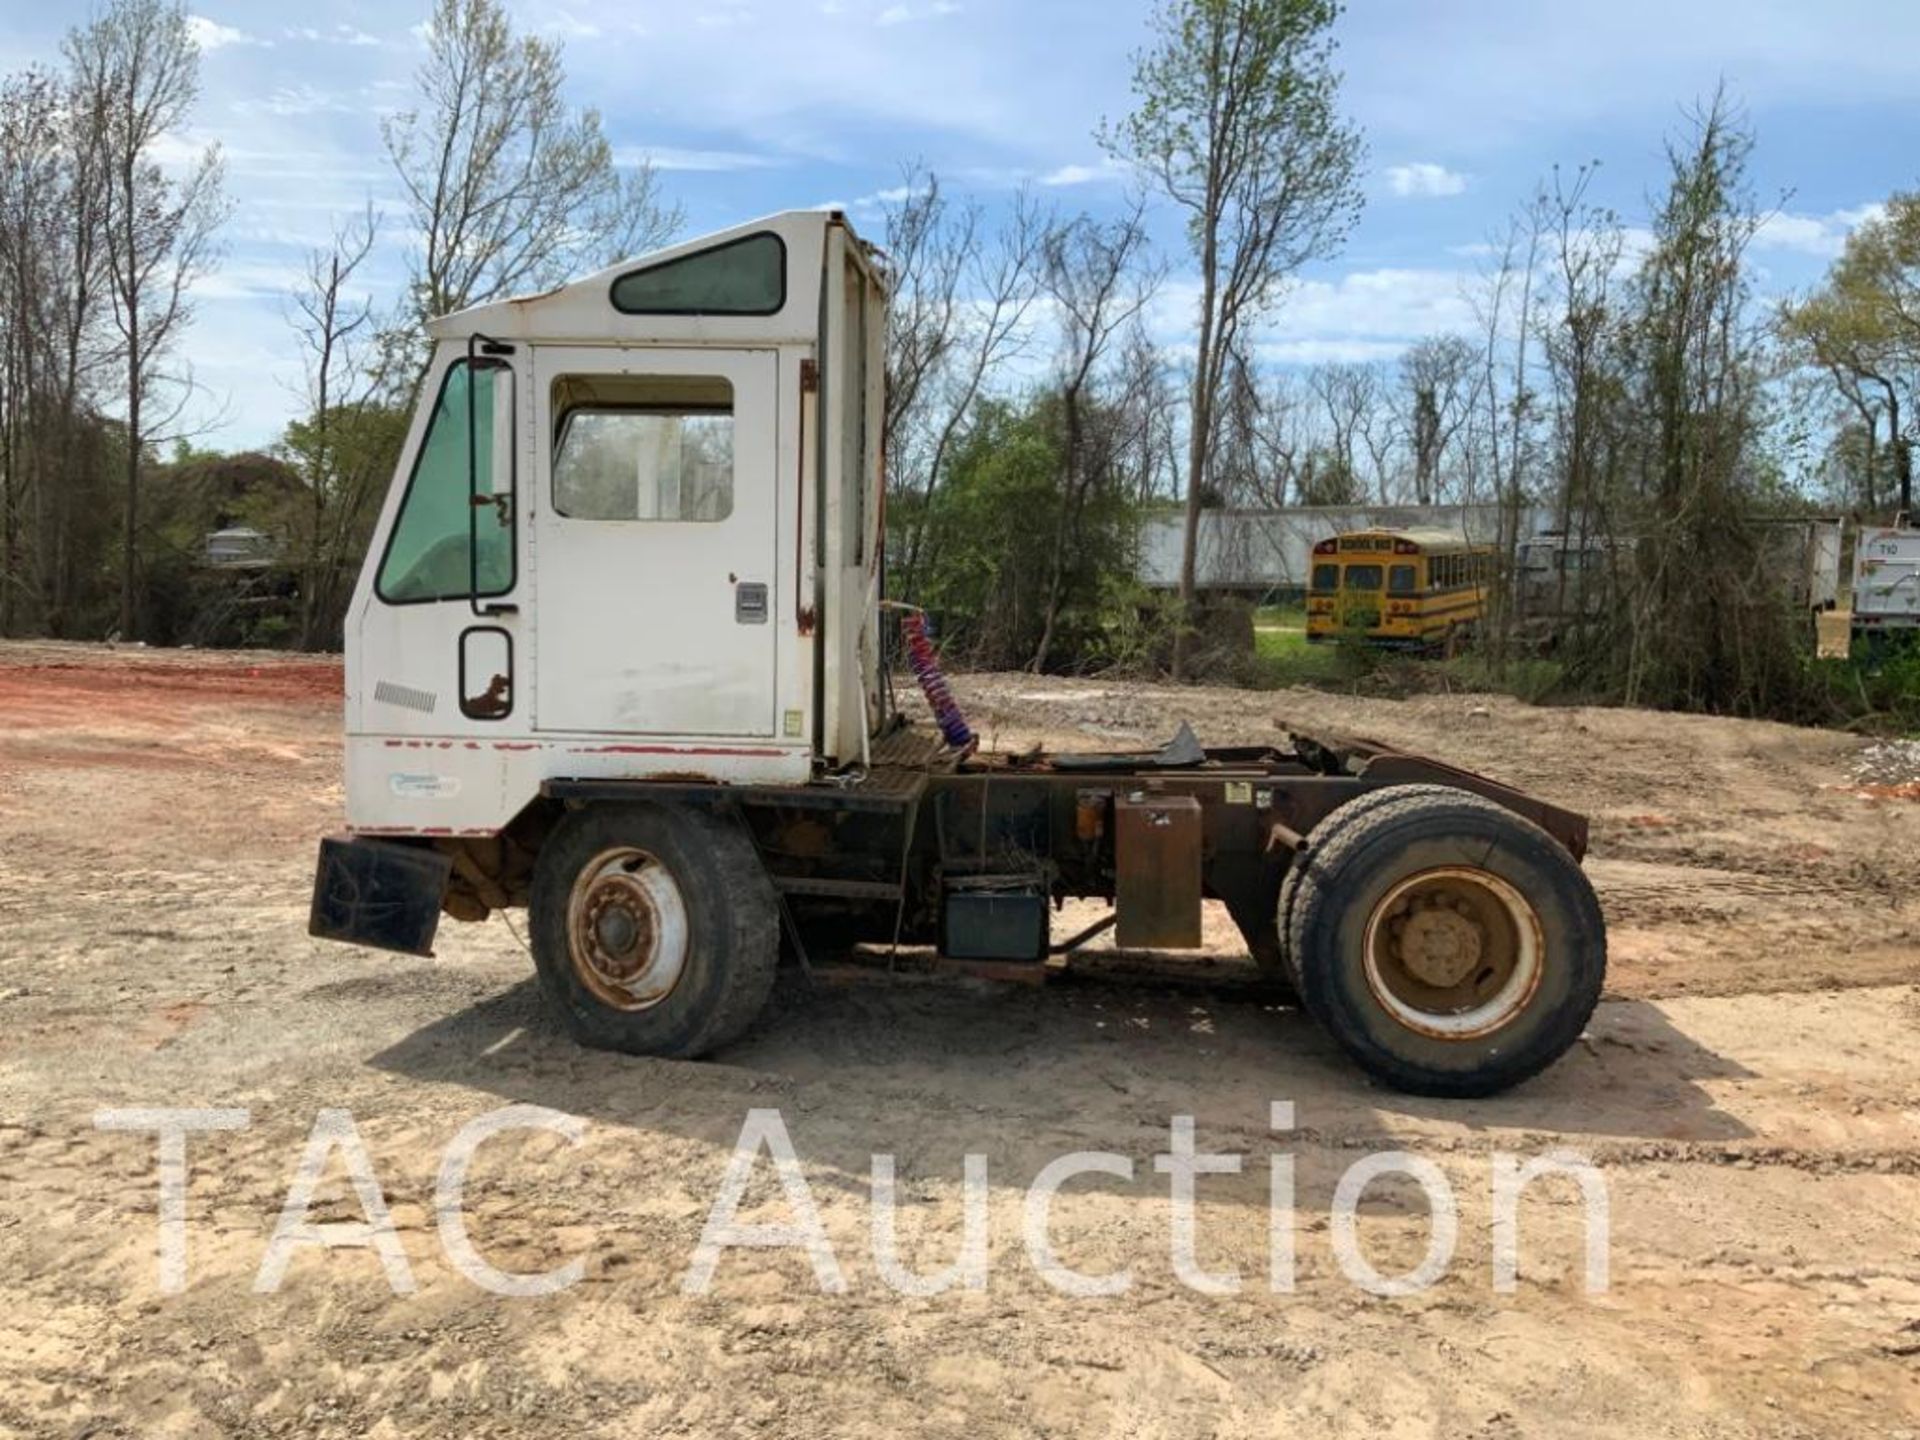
[459,626,513,720]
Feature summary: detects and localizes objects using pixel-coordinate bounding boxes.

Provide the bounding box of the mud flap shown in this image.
[308,836,453,957]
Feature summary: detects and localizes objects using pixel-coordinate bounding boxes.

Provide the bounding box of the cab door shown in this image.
[531,346,780,737]
[350,348,524,739]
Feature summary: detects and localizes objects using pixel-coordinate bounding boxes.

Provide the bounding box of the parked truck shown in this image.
[1852,516,1920,643]
[307,211,1606,1098]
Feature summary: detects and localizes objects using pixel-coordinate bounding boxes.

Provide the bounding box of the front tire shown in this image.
[530,802,778,1058]
[1284,786,1605,1097]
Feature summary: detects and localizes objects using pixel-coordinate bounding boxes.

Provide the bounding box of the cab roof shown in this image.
[426,209,880,347]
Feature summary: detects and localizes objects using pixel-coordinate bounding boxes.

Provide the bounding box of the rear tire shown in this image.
[530,802,778,1059]
[1284,786,1605,1097]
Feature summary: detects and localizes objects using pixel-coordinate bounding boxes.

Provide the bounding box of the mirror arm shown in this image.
[465,332,518,619]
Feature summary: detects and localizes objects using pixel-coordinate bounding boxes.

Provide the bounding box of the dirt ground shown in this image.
[3,640,1919,1439]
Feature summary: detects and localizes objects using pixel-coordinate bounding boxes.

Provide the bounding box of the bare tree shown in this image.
[1471,209,1543,668]
[1310,361,1394,500]
[384,0,681,333]
[0,70,65,633]
[881,166,975,502]
[65,0,227,639]
[1616,93,1779,711]
[1400,334,1479,504]
[888,184,1050,598]
[0,64,120,638]
[1031,200,1161,671]
[1104,0,1365,676]
[286,203,395,649]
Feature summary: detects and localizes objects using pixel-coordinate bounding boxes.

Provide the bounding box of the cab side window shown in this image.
[551,376,735,523]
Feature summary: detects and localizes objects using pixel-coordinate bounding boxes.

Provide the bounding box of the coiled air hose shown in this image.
[898,609,976,755]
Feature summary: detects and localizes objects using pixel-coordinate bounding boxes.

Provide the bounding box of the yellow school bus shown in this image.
[1305,528,1494,650]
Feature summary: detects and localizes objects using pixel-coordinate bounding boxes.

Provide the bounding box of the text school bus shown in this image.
[1306,528,1494,650]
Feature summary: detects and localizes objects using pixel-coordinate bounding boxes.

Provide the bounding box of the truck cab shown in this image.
[344,211,886,839]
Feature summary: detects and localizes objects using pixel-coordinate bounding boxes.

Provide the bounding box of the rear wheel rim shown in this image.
[566,846,690,1011]
[1361,866,1544,1039]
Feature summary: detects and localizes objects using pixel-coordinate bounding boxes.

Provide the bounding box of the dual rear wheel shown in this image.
[1280,785,1606,1096]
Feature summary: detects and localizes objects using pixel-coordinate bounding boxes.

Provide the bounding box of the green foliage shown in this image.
[1806,633,1920,734]
[900,394,1147,672]
[1527,95,1823,720]
[1292,448,1364,505]
[1444,653,1567,706]
[1250,625,1350,688]
[1253,601,1307,629]
[1105,0,1364,291]
[1778,191,1919,516]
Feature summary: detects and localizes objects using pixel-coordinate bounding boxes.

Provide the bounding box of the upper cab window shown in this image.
[377,359,514,604]
[609,232,785,316]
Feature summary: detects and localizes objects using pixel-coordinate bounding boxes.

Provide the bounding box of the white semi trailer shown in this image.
[308,211,1607,1097]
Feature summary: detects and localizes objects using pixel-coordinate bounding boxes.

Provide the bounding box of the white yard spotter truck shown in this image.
[309,210,1607,1097]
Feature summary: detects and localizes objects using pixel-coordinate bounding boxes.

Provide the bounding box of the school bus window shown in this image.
[1311,563,1338,593]
[1345,564,1383,591]
[1388,564,1416,594]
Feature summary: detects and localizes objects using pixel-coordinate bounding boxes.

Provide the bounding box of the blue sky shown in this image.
[6,0,1919,449]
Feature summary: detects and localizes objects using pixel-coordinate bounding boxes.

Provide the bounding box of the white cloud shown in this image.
[1385,162,1468,198]
[146,132,205,168]
[1255,338,1423,366]
[193,259,311,303]
[1832,203,1890,229]
[284,24,383,47]
[186,15,267,51]
[1279,267,1480,341]
[231,84,356,118]
[1140,266,1484,375]
[1753,203,1887,258]
[1038,158,1123,187]
[877,1,960,24]
[540,10,602,40]
[845,182,925,212]
[615,146,783,173]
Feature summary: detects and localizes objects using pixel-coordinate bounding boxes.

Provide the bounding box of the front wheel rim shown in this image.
[566,846,691,1011]
[1361,866,1544,1039]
